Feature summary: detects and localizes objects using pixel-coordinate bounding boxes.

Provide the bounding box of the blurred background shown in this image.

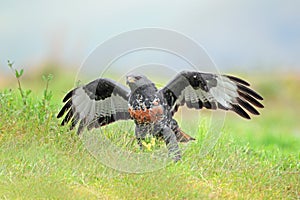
[0,1,299,150]
[1,0,299,73]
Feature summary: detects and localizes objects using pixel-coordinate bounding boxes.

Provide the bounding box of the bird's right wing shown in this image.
[57,78,131,134]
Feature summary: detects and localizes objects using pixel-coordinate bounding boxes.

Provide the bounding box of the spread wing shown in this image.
[57,78,131,134]
[160,71,264,119]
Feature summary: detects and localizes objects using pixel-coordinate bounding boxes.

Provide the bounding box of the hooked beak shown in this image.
[126,76,136,84]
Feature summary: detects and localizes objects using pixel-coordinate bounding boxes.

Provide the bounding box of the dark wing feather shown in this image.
[57,78,131,134]
[160,71,264,119]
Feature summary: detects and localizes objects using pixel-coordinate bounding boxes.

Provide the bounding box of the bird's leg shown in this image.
[135,125,147,150]
[161,125,181,162]
[136,138,143,150]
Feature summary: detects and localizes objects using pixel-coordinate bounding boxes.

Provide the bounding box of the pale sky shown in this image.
[1,0,299,73]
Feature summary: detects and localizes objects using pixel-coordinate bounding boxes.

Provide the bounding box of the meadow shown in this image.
[0,66,299,199]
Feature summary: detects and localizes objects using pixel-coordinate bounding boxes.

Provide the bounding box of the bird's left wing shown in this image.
[57,78,131,134]
[160,71,264,119]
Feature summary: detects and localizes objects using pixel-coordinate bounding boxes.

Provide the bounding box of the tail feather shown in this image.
[170,118,195,143]
[175,127,195,142]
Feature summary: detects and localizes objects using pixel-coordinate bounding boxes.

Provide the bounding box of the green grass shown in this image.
[0,72,299,199]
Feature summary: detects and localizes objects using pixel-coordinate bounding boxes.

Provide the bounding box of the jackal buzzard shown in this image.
[57,71,264,161]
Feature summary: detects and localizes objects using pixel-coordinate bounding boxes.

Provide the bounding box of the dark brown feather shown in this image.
[237,97,260,115]
[57,99,72,118]
[237,84,263,100]
[226,75,250,86]
[63,89,74,102]
[238,91,264,108]
[61,108,74,125]
[231,104,251,119]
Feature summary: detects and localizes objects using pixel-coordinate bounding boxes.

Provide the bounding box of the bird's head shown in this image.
[126,73,153,90]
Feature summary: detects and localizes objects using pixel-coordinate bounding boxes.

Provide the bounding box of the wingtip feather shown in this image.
[63,89,74,102]
[231,104,251,119]
[225,75,250,86]
[237,84,264,101]
[57,99,72,118]
[237,97,260,115]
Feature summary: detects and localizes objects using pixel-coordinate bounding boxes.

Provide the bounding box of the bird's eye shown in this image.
[135,76,142,80]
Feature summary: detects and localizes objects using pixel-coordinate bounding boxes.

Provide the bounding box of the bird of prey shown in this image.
[57,71,264,161]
